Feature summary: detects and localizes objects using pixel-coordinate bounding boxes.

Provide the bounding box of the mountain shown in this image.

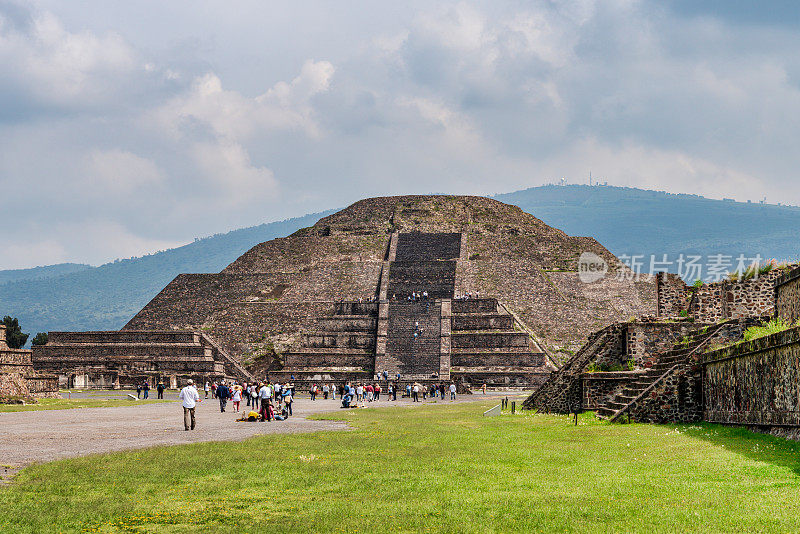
[5,183,800,340]
[0,210,334,340]
[496,185,800,273]
[0,263,92,285]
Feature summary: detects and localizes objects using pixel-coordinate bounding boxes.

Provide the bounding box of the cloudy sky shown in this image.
[2,1,800,269]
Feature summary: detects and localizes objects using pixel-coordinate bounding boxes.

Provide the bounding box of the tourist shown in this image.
[231,386,242,412]
[310,383,317,401]
[284,389,293,416]
[157,381,165,399]
[374,383,381,401]
[356,383,364,402]
[179,379,200,431]
[204,381,210,399]
[405,384,412,398]
[143,381,150,399]
[250,384,259,409]
[211,382,217,398]
[482,383,487,395]
[217,381,230,412]
[274,382,282,401]
[365,383,374,402]
[136,383,142,399]
[449,383,456,400]
[330,383,336,400]
[439,383,445,400]
[323,383,329,400]
[259,382,270,410]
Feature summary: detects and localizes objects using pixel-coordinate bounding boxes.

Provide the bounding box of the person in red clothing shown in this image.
[374,383,382,401]
[365,383,374,402]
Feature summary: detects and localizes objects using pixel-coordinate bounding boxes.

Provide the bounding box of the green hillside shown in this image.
[0,263,91,285]
[0,211,333,339]
[496,185,800,267]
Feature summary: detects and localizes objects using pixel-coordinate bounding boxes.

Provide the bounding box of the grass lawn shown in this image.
[1,402,799,532]
[0,397,170,412]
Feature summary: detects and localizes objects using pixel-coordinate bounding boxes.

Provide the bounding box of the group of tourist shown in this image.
[135,381,166,399]
[206,380,296,413]
[178,375,462,430]
[178,379,297,430]
[454,291,480,300]
[336,381,458,408]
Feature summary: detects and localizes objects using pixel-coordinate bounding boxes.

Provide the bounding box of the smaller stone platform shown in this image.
[32,330,252,389]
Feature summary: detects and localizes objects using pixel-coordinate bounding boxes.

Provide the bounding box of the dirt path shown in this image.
[0,392,519,471]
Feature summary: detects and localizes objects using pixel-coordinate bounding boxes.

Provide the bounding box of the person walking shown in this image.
[231,386,242,412]
[217,381,230,412]
[284,390,293,416]
[323,383,329,400]
[449,383,457,400]
[204,381,210,399]
[157,381,165,399]
[179,379,200,431]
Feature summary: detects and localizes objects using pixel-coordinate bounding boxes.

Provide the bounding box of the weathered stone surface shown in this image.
[0,325,58,400]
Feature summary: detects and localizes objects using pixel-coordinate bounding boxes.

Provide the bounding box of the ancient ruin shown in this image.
[0,325,58,400]
[526,262,800,438]
[32,195,655,388]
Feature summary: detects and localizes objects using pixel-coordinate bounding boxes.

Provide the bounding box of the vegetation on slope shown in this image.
[2,402,800,532]
[497,185,800,266]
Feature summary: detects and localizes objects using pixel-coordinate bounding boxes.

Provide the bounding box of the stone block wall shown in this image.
[657,269,784,322]
[656,272,690,317]
[776,267,800,324]
[703,326,800,427]
[625,322,702,368]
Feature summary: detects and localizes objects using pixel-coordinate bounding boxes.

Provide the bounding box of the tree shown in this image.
[2,316,29,349]
[31,332,48,346]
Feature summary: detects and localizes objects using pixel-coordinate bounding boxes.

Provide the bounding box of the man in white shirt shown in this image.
[179,379,201,431]
[449,383,457,400]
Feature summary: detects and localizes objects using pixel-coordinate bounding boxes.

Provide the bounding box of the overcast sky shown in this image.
[2,1,800,269]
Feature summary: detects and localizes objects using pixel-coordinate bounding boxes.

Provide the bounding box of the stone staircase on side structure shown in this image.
[597,318,761,421]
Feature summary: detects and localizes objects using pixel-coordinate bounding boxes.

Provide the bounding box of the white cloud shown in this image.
[192,140,278,207]
[3,0,800,268]
[155,59,335,140]
[83,149,163,195]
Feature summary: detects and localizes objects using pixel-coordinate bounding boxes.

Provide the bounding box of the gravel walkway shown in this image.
[0,391,516,471]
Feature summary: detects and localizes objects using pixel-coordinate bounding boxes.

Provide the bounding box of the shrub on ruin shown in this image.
[31,332,48,346]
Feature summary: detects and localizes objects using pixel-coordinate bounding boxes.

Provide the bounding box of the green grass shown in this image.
[2,403,800,532]
[0,397,170,412]
[742,318,798,342]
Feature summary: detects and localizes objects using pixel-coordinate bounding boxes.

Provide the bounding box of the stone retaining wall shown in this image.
[776,267,800,324]
[703,326,800,427]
